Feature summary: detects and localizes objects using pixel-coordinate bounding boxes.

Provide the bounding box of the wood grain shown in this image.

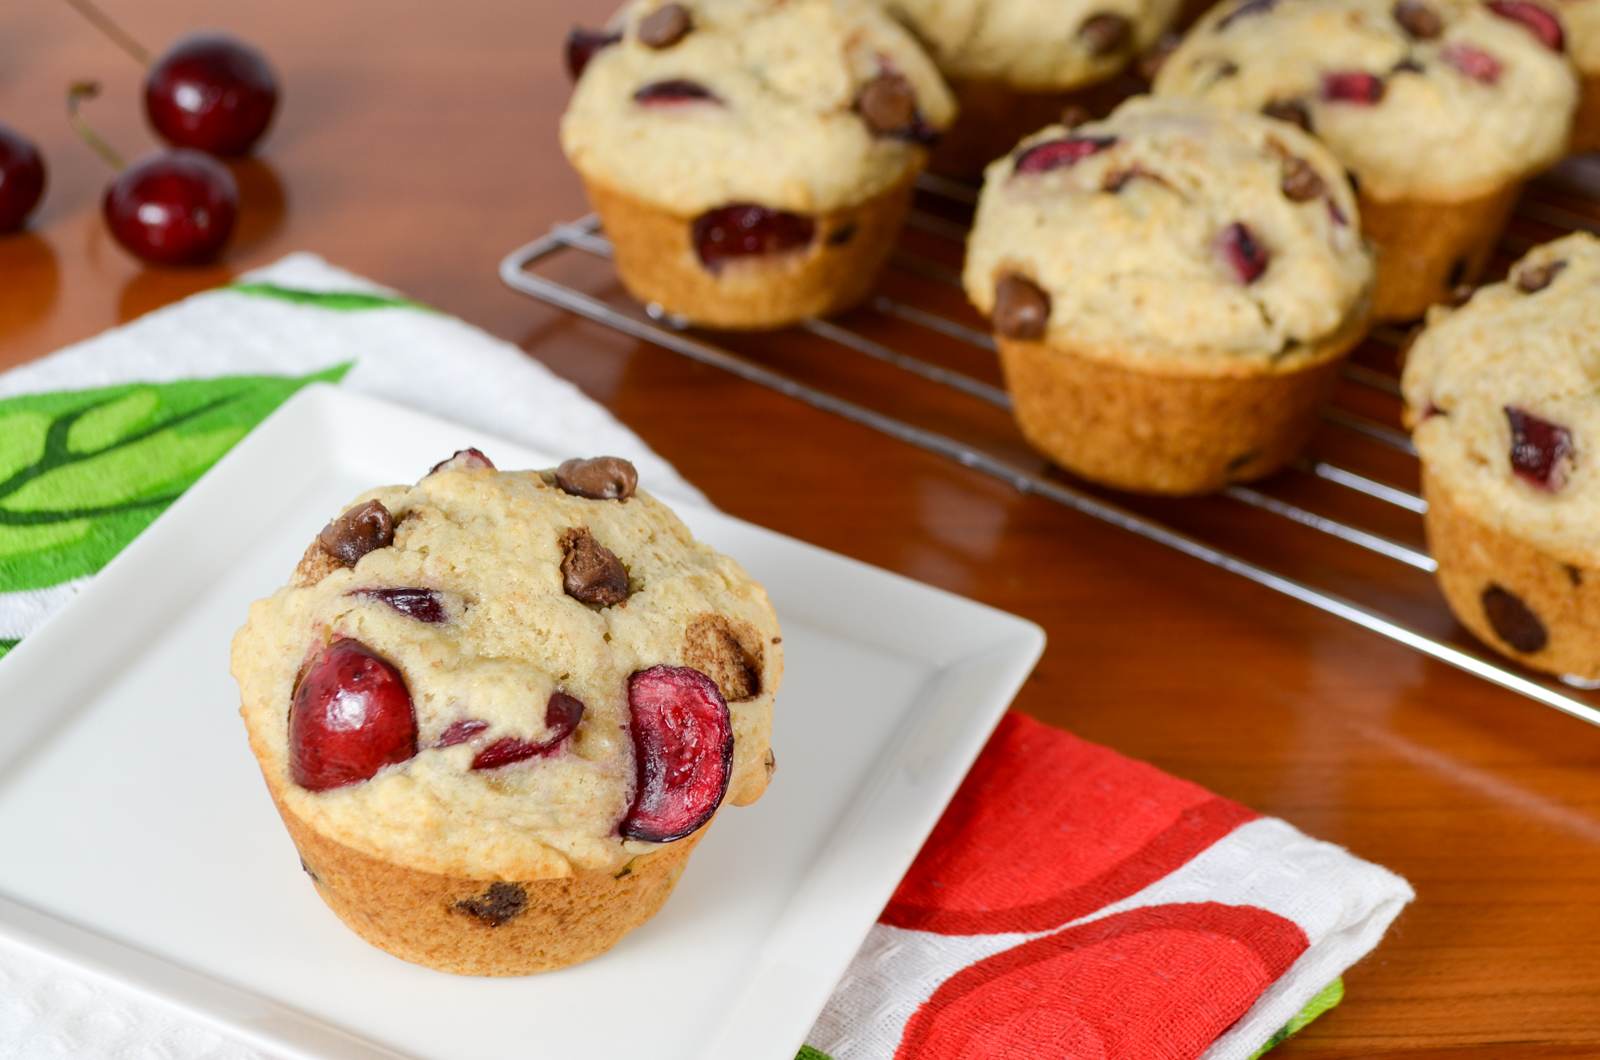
[6,0,1600,1053]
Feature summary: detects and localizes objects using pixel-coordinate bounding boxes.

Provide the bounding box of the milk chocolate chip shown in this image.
[638,3,692,48]
[857,72,919,137]
[1393,0,1444,38]
[561,527,631,607]
[1516,259,1566,293]
[1280,156,1326,202]
[454,882,527,926]
[1079,12,1133,55]
[993,274,1051,340]
[555,456,638,500]
[317,500,395,567]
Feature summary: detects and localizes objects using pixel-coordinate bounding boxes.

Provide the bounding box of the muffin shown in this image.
[878,0,1183,176]
[1402,233,1600,679]
[1154,0,1577,320]
[231,450,782,975]
[963,97,1373,495]
[1551,0,1600,150]
[559,0,954,330]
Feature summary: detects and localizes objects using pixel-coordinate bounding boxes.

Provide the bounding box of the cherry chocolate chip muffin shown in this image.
[1155,0,1576,320]
[1549,0,1600,150]
[1403,233,1600,679]
[964,97,1373,495]
[875,0,1183,177]
[231,450,782,975]
[560,0,954,330]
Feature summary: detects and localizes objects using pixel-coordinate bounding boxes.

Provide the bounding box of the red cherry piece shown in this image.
[634,79,722,106]
[145,33,279,156]
[1217,222,1269,284]
[566,27,623,80]
[1505,406,1574,490]
[1487,0,1565,50]
[102,150,238,266]
[620,665,732,842]
[290,639,417,791]
[691,205,815,272]
[1321,70,1386,103]
[0,125,46,233]
[437,719,489,748]
[1013,136,1116,175]
[427,447,495,475]
[1442,43,1504,83]
[352,587,448,623]
[469,692,586,771]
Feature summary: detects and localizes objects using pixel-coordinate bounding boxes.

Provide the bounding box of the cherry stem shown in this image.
[66,82,127,172]
[59,0,152,66]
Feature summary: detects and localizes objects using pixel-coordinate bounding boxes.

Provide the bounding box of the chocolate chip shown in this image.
[638,3,692,48]
[1213,60,1241,80]
[560,527,630,607]
[1262,99,1312,132]
[1280,156,1326,202]
[827,222,858,246]
[1447,256,1469,289]
[1481,584,1548,653]
[1516,259,1566,293]
[1059,103,1094,129]
[454,882,527,926]
[857,72,919,137]
[1391,57,1426,74]
[1078,12,1133,55]
[1136,32,1181,81]
[317,500,395,567]
[1393,0,1444,38]
[1567,564,1584,587]
[993,274,1051,340]
[555,456,638,500]
[684,613,763,701]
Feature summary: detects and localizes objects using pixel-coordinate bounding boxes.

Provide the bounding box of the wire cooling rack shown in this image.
[500,160,1600,728]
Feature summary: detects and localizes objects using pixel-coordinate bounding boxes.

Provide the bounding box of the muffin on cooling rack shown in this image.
[1403,233,1600,680]
[1551,0,1600,151]
[1154,0,1576,321]
[878,0,1182,177]
[559,0,954,330]
[232,450,782,975]
[964,96,1373,495]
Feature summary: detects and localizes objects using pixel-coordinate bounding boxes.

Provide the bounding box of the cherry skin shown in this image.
[290,639,418,791]
[620,665,733,842]
[103,150,238,266]
[0,125,46,233]
[145,33,279,156]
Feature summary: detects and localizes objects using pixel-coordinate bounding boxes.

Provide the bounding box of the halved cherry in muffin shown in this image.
[290,638,417,791]
[621,665,733,842]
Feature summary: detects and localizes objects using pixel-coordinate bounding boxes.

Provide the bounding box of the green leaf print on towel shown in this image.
[229,282,432,313]
[0,364,349,593]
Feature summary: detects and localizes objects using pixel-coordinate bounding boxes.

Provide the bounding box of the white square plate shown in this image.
[0,385,1043,1060]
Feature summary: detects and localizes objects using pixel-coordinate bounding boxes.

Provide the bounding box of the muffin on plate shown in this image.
[1154,0,1576,320]
[878,0,1183,176]
[1402,233,1600,680]
[231,450,782,975]
[963,97,1373,495]
[560,0,954,330]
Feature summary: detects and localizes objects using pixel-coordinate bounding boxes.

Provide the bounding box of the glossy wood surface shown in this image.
[6,1,1600,1053]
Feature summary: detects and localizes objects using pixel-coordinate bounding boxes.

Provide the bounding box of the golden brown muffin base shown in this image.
[1571,72,1600,155]
[996,315,1367,495]
[1422,469,1600,681]
[258,758,705,976]
[930,77,1130,180]
[582,173,916,330]
[1361,184,1521,321]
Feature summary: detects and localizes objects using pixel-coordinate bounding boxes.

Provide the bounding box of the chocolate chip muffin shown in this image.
[875,0,1183,177]
[1155,0,1577,320]
[560,0,954,329]
[231,450,783,975]
[1403,233,1600,679]
[964,97,1373,494]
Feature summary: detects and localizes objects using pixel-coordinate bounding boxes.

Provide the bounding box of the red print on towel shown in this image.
[895,902,1309,1060]
[882,714,1257,935]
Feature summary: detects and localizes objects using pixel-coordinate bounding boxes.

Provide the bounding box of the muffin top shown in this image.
[1153,0,1577,201]
[1403,233,1600,562]
[963,97,1372,365]
[231,453,781,879]
[560,0,955,215]
[877,0,1182,90]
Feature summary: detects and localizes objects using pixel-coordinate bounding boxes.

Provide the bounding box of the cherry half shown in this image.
[290,638,418,791]
[1505,406,1574,491]
[620,665,733,843]
[0,125,46,233]
[1217,222,1269,284]
[1486,0,1565,51]
[691,205,815,272]
[1013,136,1116,175]
[469,692,586,771]
[146,33,279,156]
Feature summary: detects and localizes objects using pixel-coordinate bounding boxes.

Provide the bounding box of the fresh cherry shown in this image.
[0,125,46,233]
[1321,71,1386,104]
[566,27,622,80]
[1505,406,1573,490]
[1486,0,1565,51]
[104,151,239,266]
[352,587,448,623]
[620,665,733,843]
[1013,136,1116,175]
[145,33,279,156]
[290,638,417,791]
[470,692,586,771]
[1442,43,1504,84]
[1218,222,1269,283]
[691,205,815,272]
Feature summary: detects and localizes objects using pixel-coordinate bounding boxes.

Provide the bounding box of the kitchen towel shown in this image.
[0,255,1411,1058]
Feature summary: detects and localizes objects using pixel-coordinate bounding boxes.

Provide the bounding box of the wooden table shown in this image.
[7,1,1600,1053]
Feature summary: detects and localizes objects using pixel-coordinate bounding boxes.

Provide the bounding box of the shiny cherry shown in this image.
[0,126,46,233]
[290,639,418,791]
[620,665,733,842]
[145,33,279,156]
[103,150,238,266]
